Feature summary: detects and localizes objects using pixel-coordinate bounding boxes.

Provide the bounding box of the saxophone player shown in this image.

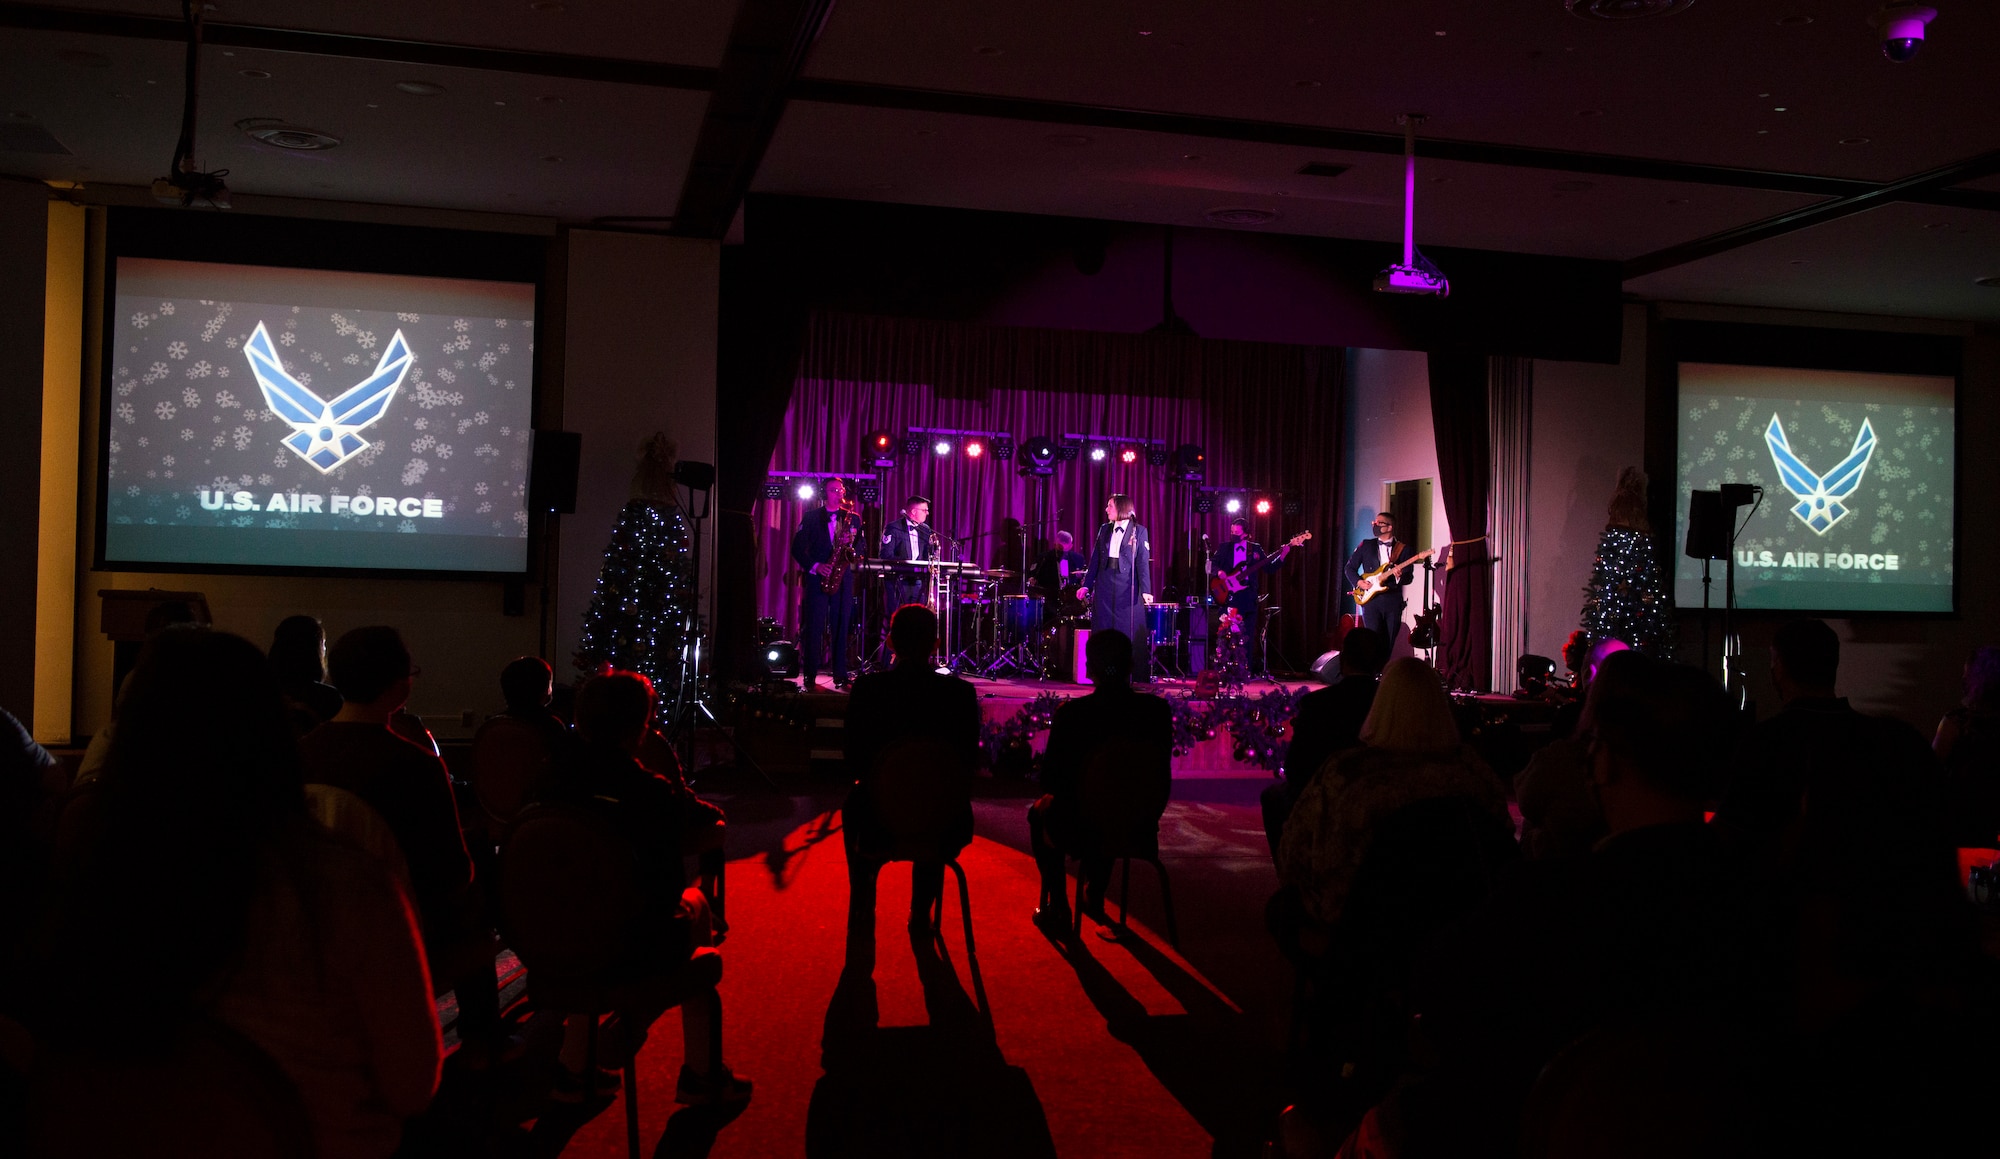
[790,477,859,691]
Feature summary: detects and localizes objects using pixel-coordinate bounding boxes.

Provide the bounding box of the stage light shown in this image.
[1018,436,1057,478]
[1282,495,1302,517]
[1146,446,1170,467]
[964,438,986,459]
[1223,495,1243,515]
[1171,443,1206,483]
[1056,442,1081,462]
[903,434,926,456]
[763,640,801,679]
[795,482,817,501]
[865,430,896,469]
[1119,446,1140,465]
[1193,492,1214,514]
[857,482,881,505]
[1089,445,1108,463]
[1254,496,1274,516]
[933,438,954,457]
[993,437,1014,462]
[762,481,785,500]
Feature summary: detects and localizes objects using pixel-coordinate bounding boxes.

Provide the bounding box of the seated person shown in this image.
[495,655,572,755]
[299,627,506,1064]
[1261,626,1389,859]
[40,630,438,1159]
[269,614,344,730]
[530,670,750,1105]
[1937,645,2000,847]
[1030,629,1174,932]
[1514,650,1647,862]
[841,604,980,945]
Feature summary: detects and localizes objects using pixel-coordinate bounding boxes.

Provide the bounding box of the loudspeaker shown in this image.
[1684,489,1729,561]
[674,460,716,491]
[529,430,583,514]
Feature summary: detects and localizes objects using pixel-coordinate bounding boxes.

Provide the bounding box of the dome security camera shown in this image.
[1873,3,1936,63]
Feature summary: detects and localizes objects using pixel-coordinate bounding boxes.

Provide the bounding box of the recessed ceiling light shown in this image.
[238,120,341,151]
[536,95,563,104]
[1138,30,1152,36]
[1758,92,1771,97]
[541,154,562,162]
[1756,129,1769,135]
[1975,276,2000,288]
[238,69,271,79]
[1206,207,1278,225]
[1578,108,1604,117]
[493,100,507,106]
[1181,153,1203,161]
[1048,134,1092,147]
[1564,0,1696,19]
[1553,180,1595,192]
[1777,14,1814,25]
[57,49,111,68]
[1840,136,1871,145]
[1773,106,1788,112]
[1434,29,1447,36]
[972,45,1004,56]
[395,81,446,96]
[365,103,379,108]
[1293,79,1322,88]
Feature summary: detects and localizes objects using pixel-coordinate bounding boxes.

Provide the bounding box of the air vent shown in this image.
[1565,0,1696,19]
[1297,161,1351,178]
[1205,207,1278,226]
[238,119,341,151]
[0,123,70,155]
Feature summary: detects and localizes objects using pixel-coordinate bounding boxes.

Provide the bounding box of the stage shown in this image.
[724,670,1563,785]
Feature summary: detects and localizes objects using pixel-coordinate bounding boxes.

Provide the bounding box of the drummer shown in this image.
[1031,532,1088,611]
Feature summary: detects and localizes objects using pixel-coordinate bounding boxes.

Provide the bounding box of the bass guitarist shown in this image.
[1212,516,1303,674]
[1342,511,1411,655]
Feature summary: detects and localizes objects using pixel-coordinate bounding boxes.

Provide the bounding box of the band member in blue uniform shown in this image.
[1076,494,1152,682]
[1341,511,1409,656]
[790,478,858,691]
[878,495,935,615]
[1214,515,1297,674]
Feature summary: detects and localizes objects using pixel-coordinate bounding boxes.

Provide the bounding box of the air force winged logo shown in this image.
[1764,413,1876,535]
[244,321,414,473]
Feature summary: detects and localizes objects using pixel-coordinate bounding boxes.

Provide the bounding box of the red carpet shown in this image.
[543,796,1274,1158]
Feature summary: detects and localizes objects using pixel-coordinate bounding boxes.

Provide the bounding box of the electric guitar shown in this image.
[1350,547,1434,605]
[1210,532,1311,601]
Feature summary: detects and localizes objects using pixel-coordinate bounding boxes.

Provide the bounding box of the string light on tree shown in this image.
[575,437,694,696]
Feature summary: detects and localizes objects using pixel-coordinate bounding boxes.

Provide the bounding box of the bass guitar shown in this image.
[1350,547,1434,605]
[1210,532,1312,602]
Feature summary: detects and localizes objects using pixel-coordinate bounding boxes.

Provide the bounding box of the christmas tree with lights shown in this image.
[574,434,695,694]
[1578,525,1673,658]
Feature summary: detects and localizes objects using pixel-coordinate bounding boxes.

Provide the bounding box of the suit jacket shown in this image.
[1343,537,1410,601]
[1041,684,1174,845]
[1285,673,1380,787]
[1217,538,1287,601]
[1032,548,1088,595]
[1085,520,1152,599]
[792,507,839,570]
[842,662,981,853]
[879,517,935,564]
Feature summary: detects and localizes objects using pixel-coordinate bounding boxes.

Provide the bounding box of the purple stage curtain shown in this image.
[1427,350,1494,691]
[756,312,1344,667]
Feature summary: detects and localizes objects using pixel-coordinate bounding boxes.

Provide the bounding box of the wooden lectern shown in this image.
[98,589,212,702]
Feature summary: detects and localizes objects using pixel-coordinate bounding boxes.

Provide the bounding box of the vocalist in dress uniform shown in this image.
[1076,494,1152,682]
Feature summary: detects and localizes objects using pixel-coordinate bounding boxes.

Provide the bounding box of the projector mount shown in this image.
[153,0,231,209]
[1374,113,1449,297]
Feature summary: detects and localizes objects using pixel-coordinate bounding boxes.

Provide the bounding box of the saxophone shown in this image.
[821,493,862,588]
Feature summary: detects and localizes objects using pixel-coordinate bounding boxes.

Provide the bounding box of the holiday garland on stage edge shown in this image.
[974,684,1308,777]
[1577,525,1674,659]
[574,500,695,695]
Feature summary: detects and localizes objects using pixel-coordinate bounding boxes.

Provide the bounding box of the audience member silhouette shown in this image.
[1277,658,1508,927]
[1716,618,1944,885]
[529,669,750,1105]
[1262,626,1388,859]
[39,629,440,1159]
[1513,650,1645,862]
[496,655,570,753]
[269,614,344,729]
[1029,628,1173,932]
[297,627,503,1063]
[0,707,57,1015]
[1936,644,2000,847]
[842,604,980,944]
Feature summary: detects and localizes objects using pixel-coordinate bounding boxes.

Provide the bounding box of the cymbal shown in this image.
[983,568,1018,578]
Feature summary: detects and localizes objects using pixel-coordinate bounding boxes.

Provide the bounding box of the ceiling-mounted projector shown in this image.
[1376,114,1450,298]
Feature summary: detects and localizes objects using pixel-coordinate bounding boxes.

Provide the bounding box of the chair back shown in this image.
[871,736,971,856]
[28,1014,315,1159]
[1076,738,1171,858]
[499,803,645,986]
[470,716,554,827]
